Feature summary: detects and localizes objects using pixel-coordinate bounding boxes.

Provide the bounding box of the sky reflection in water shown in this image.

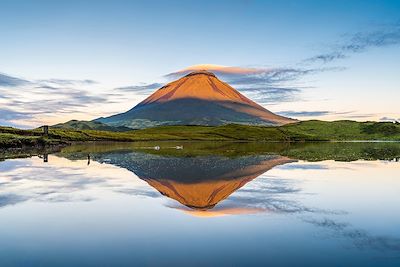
[0,143,399,266]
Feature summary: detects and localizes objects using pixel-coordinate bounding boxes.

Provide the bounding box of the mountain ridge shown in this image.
[97,71,296,129]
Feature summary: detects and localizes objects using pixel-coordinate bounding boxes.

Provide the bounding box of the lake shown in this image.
[0,142,399,266]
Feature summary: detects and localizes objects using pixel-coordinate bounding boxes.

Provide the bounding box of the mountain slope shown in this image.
[97,70,296,129]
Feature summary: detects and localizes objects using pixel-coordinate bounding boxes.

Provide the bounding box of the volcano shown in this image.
[97,70,295,129]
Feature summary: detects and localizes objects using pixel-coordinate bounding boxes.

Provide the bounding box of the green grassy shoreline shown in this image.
[1,120,400,149]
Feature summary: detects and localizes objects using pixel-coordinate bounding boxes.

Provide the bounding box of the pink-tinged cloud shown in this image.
[166,64,265,78]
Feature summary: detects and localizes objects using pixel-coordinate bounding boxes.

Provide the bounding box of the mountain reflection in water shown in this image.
[95,153,294,210]
[1,142,400,266]
[53,141,400,214]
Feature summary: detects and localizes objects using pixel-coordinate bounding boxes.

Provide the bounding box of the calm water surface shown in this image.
[0,142,399,266]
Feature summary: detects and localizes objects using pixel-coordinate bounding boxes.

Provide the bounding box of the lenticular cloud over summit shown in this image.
[166,64,264,77]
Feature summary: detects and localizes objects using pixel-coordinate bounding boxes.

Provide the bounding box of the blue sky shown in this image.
[0,0,399,127]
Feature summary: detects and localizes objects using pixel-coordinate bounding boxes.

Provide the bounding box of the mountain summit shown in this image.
[97,70,296,129]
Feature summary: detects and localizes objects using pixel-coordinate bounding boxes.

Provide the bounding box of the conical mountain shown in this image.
[97,70,296,129]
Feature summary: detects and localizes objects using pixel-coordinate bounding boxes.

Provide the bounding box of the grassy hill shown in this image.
[1,120,400,149]
[282,120,400,140]
[53,120,130,131]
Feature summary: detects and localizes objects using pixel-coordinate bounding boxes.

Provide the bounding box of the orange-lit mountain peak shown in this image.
[97,69,296,128]
[140,69,255,105]
[183,70,217,77]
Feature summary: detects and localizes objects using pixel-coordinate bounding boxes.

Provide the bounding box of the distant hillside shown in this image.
[52,120,131,132]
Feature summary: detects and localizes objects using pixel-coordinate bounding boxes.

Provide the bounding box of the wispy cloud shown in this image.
[0,108,47,128]
[240,87,303,104]
[278,110,378,119]
[380,116,400,123]
[0,72,114,127]
[115,83,164,95]
[306,23,400,63]
[0,73,30,87]
[278,110,333,117]
[345,113,378,119]
[37,79,97,86]
[0,108,40,120]
[220,68,317,85]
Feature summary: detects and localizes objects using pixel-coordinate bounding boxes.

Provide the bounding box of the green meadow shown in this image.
[1,120,400,149]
